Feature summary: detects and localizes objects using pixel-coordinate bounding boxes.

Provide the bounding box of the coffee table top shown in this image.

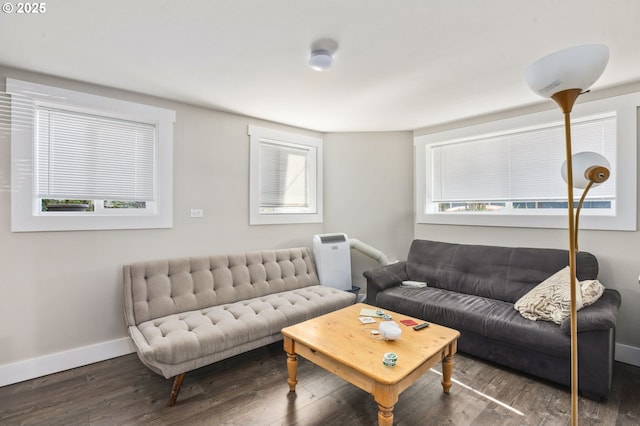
[281,303,460,385]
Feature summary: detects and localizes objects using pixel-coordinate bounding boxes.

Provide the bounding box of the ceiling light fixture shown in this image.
[308,38,338,72]
[309,49,334,71]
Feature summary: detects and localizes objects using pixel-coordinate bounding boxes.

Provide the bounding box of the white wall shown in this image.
[0,67,415,384]
[414,82,640,365]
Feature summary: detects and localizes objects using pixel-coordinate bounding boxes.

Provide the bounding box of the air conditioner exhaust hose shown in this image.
[349,238,395,266]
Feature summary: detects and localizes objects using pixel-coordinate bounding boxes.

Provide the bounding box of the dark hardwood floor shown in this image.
[1,342,639,425]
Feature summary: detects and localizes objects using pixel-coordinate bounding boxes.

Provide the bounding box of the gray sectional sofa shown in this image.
[123,247,355,406]
[364,239,621,399]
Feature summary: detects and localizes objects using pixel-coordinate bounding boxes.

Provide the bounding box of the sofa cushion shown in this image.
[124,247,320,325]
[514,266,605,324]
[376,286,571,358]
[405,239,598,303]
[132,285,354,365]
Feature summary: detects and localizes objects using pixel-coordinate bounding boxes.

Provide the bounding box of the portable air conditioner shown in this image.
[313,233,352,290]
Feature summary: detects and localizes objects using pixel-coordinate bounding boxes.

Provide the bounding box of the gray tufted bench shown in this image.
[123,247,356,406]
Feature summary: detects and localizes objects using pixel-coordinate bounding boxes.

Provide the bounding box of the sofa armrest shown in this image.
[363,261,408,305]
[560,289,621,335]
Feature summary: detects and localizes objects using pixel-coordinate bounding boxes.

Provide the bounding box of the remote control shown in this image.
[413,322,430,330]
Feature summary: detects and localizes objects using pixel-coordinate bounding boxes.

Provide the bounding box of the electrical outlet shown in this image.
[190,209,204,218]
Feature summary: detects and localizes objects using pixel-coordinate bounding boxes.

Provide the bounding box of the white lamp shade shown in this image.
[309,49,334,71]
[525,44,609,98]
[561,151,611,189]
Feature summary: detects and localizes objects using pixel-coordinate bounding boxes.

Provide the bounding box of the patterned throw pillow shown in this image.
[514,266,605,324]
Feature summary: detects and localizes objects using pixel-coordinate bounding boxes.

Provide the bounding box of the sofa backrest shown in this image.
[406,239,598,303]
[123,247,319,326]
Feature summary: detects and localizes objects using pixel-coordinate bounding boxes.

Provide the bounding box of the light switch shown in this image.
[190,209,204,218]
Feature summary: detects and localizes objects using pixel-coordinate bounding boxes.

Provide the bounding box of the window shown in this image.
[431,113,616,212]
[415,92,639,230]
[8,78,175,232]
[248,125,322,224]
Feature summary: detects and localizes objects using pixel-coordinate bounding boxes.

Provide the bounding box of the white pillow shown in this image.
[514,266,605,324]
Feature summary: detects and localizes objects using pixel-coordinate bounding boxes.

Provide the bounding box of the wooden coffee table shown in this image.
[281,303,460,426]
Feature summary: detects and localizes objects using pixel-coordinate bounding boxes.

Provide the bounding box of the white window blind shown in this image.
[259,140,310,209]
[35,107,157,201]
[248,124,322,225]
[431,113,616,202]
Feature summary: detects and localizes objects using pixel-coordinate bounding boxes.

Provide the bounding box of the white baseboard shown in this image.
[615,343,640,367]
[0,337,135,387]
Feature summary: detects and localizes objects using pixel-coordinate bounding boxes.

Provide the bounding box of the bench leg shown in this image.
[168,373,185,407]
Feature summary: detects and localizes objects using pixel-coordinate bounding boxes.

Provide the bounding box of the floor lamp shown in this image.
[525,44,610,426]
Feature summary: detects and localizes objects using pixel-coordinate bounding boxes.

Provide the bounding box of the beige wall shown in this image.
[323,132,414,289]
[414,82,640,353]
[0,67,415,370]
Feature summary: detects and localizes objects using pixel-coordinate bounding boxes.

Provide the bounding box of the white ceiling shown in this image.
[1,0,639,132]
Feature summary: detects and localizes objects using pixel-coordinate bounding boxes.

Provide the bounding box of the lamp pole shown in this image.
[525,43,609,426]
[550,88,582,426]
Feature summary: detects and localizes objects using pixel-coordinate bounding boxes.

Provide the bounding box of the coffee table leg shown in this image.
[377,404,394,426]
[286,352,298,392]
[283,337,298,392]
[441,353,454,394]
[374,384,398,426]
